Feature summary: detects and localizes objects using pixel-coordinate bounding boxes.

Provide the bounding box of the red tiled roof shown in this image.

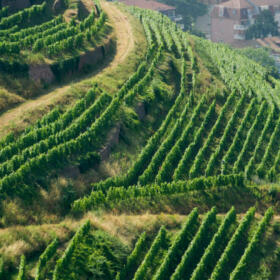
[119,0,175,11]
[218,0,280,9]
[219,0,252,9]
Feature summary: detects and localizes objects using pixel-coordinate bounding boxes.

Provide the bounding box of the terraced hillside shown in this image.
[0,0,110,114]
[73,6,280,212]
[0,207,276,279]
[0,0,280,279]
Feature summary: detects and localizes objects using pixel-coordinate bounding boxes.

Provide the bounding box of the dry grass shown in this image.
[2,210,277,267]
[0,222,76,266]
[87,212,186,245]
[0,212,185,267]
[0,88,25,114]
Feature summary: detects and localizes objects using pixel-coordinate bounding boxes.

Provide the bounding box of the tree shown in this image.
[238,47,279,77]
[246,10,279,39]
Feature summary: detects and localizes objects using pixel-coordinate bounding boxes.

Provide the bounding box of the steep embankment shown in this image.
[0,2,136,138]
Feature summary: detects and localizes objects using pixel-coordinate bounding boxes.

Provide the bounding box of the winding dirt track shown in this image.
[0,2,134,136]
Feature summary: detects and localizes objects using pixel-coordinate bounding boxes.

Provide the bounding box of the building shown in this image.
[211,0,280,44]
[119,0,184,28]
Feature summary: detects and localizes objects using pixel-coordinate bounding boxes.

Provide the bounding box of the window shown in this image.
[260,5,269,10]
[219,6,224,17]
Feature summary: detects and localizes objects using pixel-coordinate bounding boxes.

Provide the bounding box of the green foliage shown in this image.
[238,47,278,77]
[195,37,279,106]
[0,6,8,19]
[245,105,276,178]
[35,238,59,280]
[246,10,279,39]
[133,227,168,280]
[155,96,205,183]
[170,207,217,280]
[209,207,256,280]
[233,100,268,173]
[0,2,47,29]
[16,255,26,280]
[189,91,236,179]
[53,220,91,280]
[0,257,4,278]
[158,0,207,31]
[257,113,280,178]
[153,208,199,280]
[222,98,257,174]
[205,94,246,176]
[118,58,187,186]
[72,172,244,212]
[0,89,112,196]
[9,15,63,41]
[190,207,236,280]
[230,208,274,280]
[138,60,188,185]
[117,232,148,280]
[174,99,216,180]
[0,87,97,163]
[78,151,100,173]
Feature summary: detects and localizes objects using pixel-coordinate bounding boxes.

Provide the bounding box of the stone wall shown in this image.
[29,64,55,85]
[211,17,235,43]
[29,38,114,85]
[78,38,113,71]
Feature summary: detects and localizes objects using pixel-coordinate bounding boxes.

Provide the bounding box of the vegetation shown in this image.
[1,1,280,279]
[238,47,279,77]
[246,10,279,39]
[158,0,207,32]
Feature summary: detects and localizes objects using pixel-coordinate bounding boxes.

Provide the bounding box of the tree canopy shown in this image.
[246,10,279,39]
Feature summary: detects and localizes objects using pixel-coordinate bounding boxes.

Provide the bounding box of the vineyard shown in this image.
[0,0,280,279]
[0,207,275,279]
[0,1,107,59]
[0,0,110,103]
[73,6,280,212]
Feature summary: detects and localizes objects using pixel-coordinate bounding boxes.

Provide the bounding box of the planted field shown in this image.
[3,207,274,279]
[73,7,280,213]
[0,1,106,59]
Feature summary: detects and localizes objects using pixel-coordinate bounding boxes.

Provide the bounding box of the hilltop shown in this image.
[0,0,280,279]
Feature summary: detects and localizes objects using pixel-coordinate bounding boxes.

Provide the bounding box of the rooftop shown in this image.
[219,0,252,9]
[218,0,280,9]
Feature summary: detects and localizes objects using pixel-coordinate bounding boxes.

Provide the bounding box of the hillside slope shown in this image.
[0,1,144,138]
[0,1,280,279]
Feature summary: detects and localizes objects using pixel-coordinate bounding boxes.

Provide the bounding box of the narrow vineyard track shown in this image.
[0,2,134,138]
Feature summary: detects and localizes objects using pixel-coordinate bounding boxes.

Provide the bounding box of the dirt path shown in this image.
[0,2,134,136]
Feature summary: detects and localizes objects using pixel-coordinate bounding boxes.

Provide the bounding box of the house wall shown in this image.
[211,17,236,43]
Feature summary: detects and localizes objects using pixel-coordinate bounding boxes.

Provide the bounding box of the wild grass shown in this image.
[0,88,25,114]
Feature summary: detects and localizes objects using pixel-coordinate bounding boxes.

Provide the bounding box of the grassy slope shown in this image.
[1,211,279,279]
[0,88,25,114]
